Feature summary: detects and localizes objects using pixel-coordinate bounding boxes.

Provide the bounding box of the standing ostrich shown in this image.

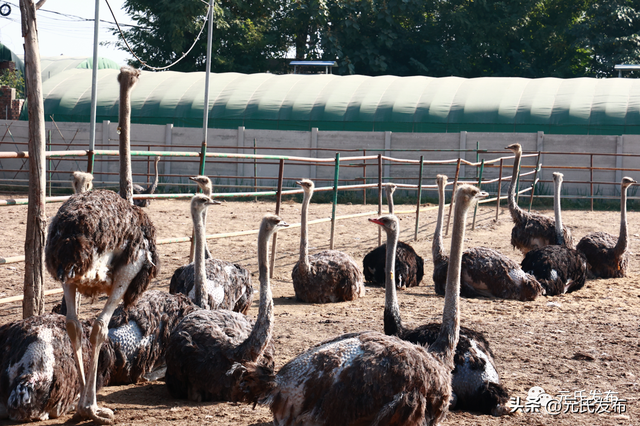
[170,195,253,313]
[72,171,94,194]
[371,213,510,416]
[506,143,573,253]
[521,173,587,295]
[0,314,114,423]
[292,179,365,303]
[362,183,424,288]
[132,156,161,207]
[236,185,487,426]
[164,214,288,401]
[189,175,213,259]
[433,175,544,301]
[577,177,637,278]
[44,66,159,425]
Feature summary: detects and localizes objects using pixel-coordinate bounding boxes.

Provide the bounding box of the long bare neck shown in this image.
[146,158,160,195]
[432,181,447,264]
[383,222,403,336]
[119,79,134,204]
[430,194,469,368]
[192,205,208,309]
[298,189,312,273]
[508,149,524,222]
[553,177,564,246]
[615,184,629,256]
[238,222,274,361]
[387,187,395,214]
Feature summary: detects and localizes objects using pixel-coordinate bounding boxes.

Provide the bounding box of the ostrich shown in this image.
[72,171,94,194]
[164,214,288,402]
[506,143,573,253]
[132,156,161,207]
[362,183,424,288]
[170,195,253,313]
[235,185,487,425]
[189,175,213,259]
[44,66,159,425]
[291,179,365,303]
[0,314,114,422]
[370,213,510,416]
[521,173,587,295]
[432,175,544,301]
[577,177,637,278]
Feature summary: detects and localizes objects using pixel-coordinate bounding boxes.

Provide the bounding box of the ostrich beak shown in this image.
[296,180,303,186]
[368,218,383,226]
[206,199,222,206]
[189,176,197,182]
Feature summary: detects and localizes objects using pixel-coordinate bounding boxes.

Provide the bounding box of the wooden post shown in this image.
[329,153,340,250]
[414,155,424,241]
[445,157,462,236]
[528,151,541,212]
[362,149,367,205]
[254,138,257,202]
[269,159,284,278]
[590,154,594,211]
[495,158,503,222]
[377,154,382,246]
[472,159,485,230]
[21,0,48,318]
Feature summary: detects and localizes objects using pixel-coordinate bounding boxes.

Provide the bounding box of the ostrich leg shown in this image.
[63,283,85,387]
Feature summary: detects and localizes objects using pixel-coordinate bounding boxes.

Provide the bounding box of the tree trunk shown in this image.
[20,0,47,318]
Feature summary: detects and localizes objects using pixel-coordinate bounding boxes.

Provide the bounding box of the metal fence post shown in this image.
[414,155,424,241]
[270,159,285,277]
[330,153,340,250]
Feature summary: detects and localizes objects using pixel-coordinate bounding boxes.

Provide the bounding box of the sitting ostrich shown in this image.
[45,66,159,425]
[292,179,365,303]
[169,195,253,313]
[0,314,114,423]
[433,174,544,301]
[577,177,637,278]
[521,173,587,295]
[506,143,573,253]
[164,214,288,401]
[72,171,94,194]
[235,185,487,425]
[132,156,161,207]
[371,213,510,415]
[363,183,424,288]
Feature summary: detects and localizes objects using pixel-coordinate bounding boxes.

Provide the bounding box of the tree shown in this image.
[0,69,25,98]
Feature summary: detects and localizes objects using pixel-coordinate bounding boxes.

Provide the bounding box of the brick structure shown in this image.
[0,84,24,120]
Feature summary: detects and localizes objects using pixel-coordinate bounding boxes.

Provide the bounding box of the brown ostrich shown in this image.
[44,66,159,425]
[170,195,253,313]
[576,177,637,278]
[164,214,288,402]
[370,213,510,416]
[235,184,487,425]
[132,156,161,207]
[432,174,544,301]
[506,143,573,253]
[72,171,94,194]
[291,179,365,303]
[521,173,587,295]
[362,183,424,288]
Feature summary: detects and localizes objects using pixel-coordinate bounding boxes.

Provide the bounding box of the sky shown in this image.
[0,0,134,66]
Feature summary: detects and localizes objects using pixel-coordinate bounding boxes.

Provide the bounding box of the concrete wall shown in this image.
[1,119,637,198]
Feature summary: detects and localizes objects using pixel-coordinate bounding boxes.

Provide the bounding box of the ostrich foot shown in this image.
[74,405,114,425]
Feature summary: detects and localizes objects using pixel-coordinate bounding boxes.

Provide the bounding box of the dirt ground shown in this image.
[0,194,638,426]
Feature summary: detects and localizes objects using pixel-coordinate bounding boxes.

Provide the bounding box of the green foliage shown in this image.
[0,70,25,98]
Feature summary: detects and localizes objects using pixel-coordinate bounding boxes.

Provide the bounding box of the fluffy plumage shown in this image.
[292,179,365,303]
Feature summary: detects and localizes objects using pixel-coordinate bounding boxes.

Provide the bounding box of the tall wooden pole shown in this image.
[21,0,48,318]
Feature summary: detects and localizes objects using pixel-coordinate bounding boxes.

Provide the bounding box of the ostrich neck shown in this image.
[239,224,274,361]
[432,182,446,264]
[298,189,311,273]
[383,223,403,336]
[146,158,160,195]
[193,207,208,309]
[508,150,524,221]
[615,185,629,256]
[119,82,134,204]
[430,195,468,368]
[553,178,564,246]
[387,189,395,214]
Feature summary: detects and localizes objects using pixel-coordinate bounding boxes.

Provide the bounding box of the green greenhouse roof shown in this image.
[20,70,640,135]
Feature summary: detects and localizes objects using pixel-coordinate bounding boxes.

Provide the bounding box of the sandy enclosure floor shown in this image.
[0,195,638,426]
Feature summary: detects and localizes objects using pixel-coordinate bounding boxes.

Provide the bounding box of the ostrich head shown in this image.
[117,66,141,89]
[296,179,315,194]
[189,176,213,196]
[368,214,399,235]
[552,171,563,184]
[190,194,221,219]
[622,176,637,189]
[504,143,522,154]
[260,213,290,237]
[385,183,397,195]
[436,174,448,187]
[72,171,94,194]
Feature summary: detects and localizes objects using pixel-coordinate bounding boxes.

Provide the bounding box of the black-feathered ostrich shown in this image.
[164,213,288,401]
[363,183,424,288]
[45,66,159,425]
[506,143,573,253]
[521,172,587,295]
[432,174,544,301]
[235,185,487,425]
[577,176,637,278]
[132,156,161,207]
[170,195,253,313]
[291,179,365,303]
[371,213,511,416]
